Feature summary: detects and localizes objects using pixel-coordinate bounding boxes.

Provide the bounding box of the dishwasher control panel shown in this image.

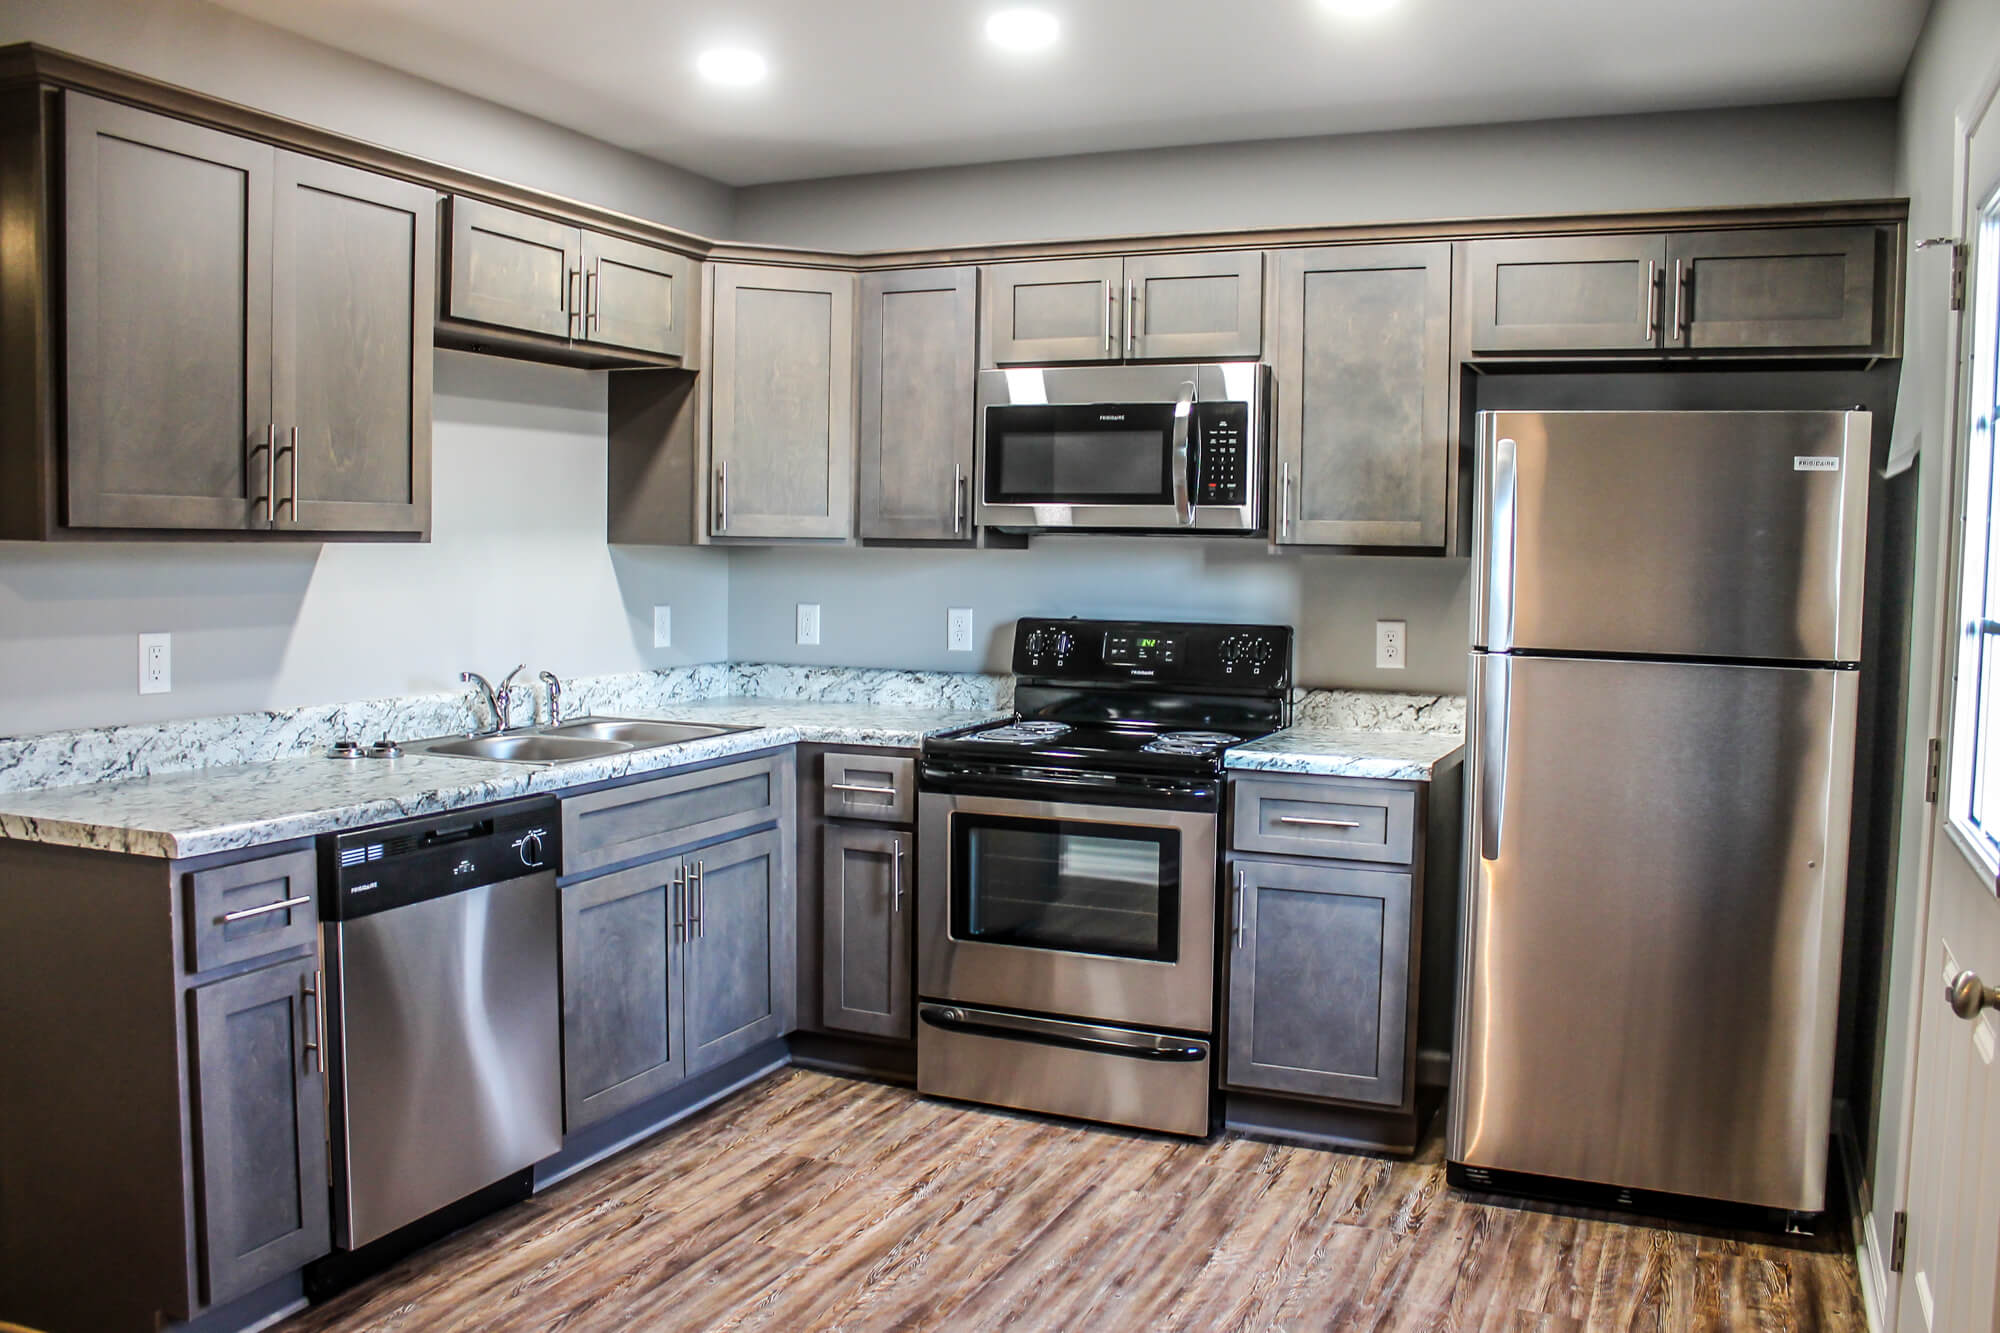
[321,796,561,920]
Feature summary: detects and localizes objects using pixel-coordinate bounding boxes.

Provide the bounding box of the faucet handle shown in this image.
[538,670,564,725]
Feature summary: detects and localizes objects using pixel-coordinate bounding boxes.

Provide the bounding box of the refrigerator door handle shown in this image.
[1479,655,1510,861]
[1486,436,1519,651]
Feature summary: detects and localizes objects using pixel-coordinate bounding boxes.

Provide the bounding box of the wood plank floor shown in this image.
[282,1069,1865,1332]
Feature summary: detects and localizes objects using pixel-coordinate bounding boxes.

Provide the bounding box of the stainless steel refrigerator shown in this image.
[1449,409,1870,1215]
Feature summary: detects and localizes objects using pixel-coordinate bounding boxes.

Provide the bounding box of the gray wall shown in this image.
[0,353,728,736]
[732,100,1899,251]
[0,0,734,235]
[1859,0,2000,1307]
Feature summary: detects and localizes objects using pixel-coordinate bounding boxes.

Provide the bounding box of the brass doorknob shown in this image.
[1947,970,2000,1020]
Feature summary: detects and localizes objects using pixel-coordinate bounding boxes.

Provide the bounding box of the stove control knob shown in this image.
[1053,631,1077,662]
[1024,627,1051,662]
[519,831,546,869]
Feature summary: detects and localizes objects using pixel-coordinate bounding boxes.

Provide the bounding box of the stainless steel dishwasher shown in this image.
[319,796,562,1251]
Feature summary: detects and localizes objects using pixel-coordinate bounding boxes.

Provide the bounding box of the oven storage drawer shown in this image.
[1230,776,1416,864]
[183,848,319,973]
[562,755,785,877]
[821,751,915,824]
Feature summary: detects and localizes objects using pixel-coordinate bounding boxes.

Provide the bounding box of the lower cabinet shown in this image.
[1222,857,1415,1108]
[820,825,913,1038]
[561,824,794,1132]
[187,952,331,1306]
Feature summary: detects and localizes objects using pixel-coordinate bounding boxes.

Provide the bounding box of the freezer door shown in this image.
[1473,411,1870,662]
[1449,652,1857,1211]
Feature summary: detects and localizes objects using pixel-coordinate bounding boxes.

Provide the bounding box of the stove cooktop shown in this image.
[928,719,1274,776]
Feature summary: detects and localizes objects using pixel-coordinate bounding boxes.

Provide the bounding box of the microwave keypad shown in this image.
[1196,404,1249,506]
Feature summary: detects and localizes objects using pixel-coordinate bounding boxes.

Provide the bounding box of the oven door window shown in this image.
[950,813,1179,962]
[985,403,1178,505]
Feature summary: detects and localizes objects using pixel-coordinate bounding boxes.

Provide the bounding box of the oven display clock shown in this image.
[1103,632,1180,668]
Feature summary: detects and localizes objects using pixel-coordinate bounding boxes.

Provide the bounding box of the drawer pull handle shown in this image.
[220,894,312,924]
[1277,815,1362,830]
[829,782,899,796]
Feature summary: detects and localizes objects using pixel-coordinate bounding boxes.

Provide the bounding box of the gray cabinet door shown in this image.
[62,93,273,531]
[708,263,856,540]
[444,196,580,340]
[559,858,686,1130]
[685,827,794,1075]
[271,152,434,535]
[858,267,977,541]
[1273,243,1453,548]
[581,231,693,358]
[1224,858,1413,1107]
[187,953,331,1306]
[983,256,1125,364]
[1125,250,1263,361]
[1465,234,1666,353]
[1666,226,1878,351]
[820,825,912,1039]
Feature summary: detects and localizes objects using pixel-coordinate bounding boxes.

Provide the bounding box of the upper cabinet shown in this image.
[51,92,431,539]
[983,251,1263,364]
[706,263,857,541]
[858,267,978,542]
[441,196,694,363]
[1464,225,1886,357]
[1271,243,1453,550]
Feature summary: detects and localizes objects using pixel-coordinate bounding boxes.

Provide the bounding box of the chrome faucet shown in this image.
[461,671,501,735]
[493,665,528,732]
[539,670,564,726]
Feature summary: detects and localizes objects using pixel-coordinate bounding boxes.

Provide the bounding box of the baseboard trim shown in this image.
[1834,1098,1889,1333]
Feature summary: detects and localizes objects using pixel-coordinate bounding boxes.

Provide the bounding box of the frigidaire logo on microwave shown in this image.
[1098,414,1126,421]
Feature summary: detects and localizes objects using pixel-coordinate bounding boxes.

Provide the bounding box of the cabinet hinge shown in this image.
[1917,238,1969,312]
[1927,737,1943,805]
[1891,1209,1909,1273]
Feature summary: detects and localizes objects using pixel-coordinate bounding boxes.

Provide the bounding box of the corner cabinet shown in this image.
[983,250,1263,364]
[858,267,978,542]
[1270,243,1453,550]
[706,263,857,540]
[31,92,434,539]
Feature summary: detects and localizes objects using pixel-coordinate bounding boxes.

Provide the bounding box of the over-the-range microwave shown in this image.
[975,362,1270,533]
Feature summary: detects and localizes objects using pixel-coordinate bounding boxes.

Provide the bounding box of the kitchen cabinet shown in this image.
[562,753,787,878]
[983,251,1262,364]
[56,91,432,538]
[684,827,794,1074]
[187,952,331,1306]
[820,825,912,1040]
[443,196,694,360]
[1223,857,1414,1107]
[858,266,978,541]
[707,262,857,540]
[1271,243,1452,548]
[559,856,687,1128]
[1465,225,1883,355]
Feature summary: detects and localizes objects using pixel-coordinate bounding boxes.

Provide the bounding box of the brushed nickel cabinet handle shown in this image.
[1280,461,1293,541]
[1125,276,1137,358]
[1233,867,1246,949]
[566,266,581,339]
[220,894,312,924]
[301,969,323,1073]
[1277,815,1363,830]
[829,782,898,796]
[953,463,965,534]
[585,266,599,335]
[1645,259,1660,343]
[893,837,905,913]
[253,424,275,524]
[1672,258,1688,343]
[284,425,300,519]
[672,863,686,943]
[714,463,728,533]
[692,859,705,941]
[1103,279,1114,354]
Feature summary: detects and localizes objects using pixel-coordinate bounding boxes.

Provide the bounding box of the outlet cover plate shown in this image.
[139,632,172,695]
[797,603,821,646]
[652,605,672,648]
[947,607,974,653]
[1375,619,1406,670]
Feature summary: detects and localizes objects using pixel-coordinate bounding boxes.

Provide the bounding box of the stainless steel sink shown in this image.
[542,718,744,746]
[404,716,751,767]
[414,734,632,764]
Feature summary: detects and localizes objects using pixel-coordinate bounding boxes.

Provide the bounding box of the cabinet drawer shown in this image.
[563,754,785,877]
[183,848,319,974]
[822,752,915,823]
[1230,777,1416,864]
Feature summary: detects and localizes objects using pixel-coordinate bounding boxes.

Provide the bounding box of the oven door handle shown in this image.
[919,1004,1209,1063]
[1171,379,1196,527]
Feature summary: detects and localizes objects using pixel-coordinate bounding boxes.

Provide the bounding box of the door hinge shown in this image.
[1891,1209,1909,1273]
[1918,237,1969,312]
[1927,737,1943,804]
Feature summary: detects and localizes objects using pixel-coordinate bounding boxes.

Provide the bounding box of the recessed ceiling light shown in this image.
[696,47,768,87]
[1319,0,1402,16]
[985,8,1060,52]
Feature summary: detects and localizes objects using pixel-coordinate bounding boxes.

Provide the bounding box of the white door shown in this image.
[1899,73,2000,1333]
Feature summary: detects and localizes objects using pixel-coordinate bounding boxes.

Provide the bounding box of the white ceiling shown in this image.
[211,0,1932,187]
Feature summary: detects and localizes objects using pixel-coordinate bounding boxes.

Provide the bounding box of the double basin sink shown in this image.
[406,717,752,767]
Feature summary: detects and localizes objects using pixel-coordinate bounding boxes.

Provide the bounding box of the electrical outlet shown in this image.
[139,632,172,695]
[652,605,672,648]
[1375,619,1406,670]
[796,603,821,646]
[947,607,975,653]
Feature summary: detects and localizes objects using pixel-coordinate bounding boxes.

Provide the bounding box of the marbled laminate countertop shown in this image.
[1223,725,1466,782]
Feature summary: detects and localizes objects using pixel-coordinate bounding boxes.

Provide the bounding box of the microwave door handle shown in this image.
[1171,380,1196,526]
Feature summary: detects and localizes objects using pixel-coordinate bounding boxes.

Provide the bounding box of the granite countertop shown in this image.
[0,698,1006,860]
[1224,725,1466,782]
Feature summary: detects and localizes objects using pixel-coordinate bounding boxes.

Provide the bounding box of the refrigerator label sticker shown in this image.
[1793,456,1841,472]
